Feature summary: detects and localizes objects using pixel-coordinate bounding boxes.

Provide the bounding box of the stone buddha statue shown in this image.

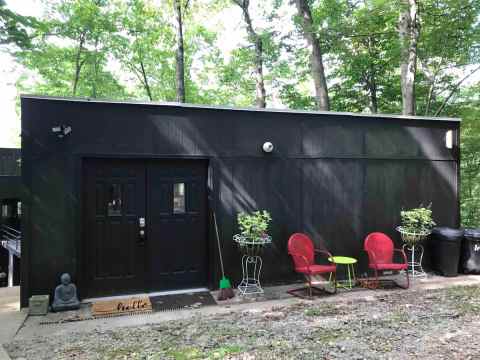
[52,273,80,312]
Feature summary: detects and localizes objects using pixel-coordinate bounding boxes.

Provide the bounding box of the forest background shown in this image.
[1,0,479,226]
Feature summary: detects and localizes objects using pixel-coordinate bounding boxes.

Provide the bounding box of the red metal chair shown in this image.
[364,232,409,289]
[287,233,336,298]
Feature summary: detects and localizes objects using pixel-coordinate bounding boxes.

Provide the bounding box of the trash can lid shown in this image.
[464,228,480,239]
[432,227,464,240]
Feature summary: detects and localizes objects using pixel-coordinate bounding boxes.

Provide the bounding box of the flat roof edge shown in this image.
[20,94,461,122]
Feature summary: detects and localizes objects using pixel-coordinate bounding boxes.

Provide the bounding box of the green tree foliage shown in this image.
[416,0,480,116]
[111,0,224,103]
[329,0,400,113]
[16,0,128,98]
[3,0,480,224]
[0,0,37,48]
[446,86,480,227]
[217,31,281,107]
[281,0,400,112]
[112,0,176,101]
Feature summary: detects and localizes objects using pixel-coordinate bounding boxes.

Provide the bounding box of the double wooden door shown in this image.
[83,159,208,298]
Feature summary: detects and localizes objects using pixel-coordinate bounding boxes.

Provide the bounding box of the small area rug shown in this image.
[91,296,152,318]
[150,291,216,312]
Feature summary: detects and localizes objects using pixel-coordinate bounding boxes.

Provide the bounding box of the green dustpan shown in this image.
[220,277,232,289]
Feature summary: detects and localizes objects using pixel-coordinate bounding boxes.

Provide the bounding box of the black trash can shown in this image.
[462,228,480,274]
[431,227,464,277]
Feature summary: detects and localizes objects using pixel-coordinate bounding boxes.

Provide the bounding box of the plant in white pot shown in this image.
[396,206,436,246]
[233,210,272,295]
[396,205,436,278]
[233,210,272,256]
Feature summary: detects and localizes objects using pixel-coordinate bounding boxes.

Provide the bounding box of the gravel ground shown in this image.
[5,285,480,360]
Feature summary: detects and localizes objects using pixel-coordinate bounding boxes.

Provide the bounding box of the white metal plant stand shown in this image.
[402,244,427,279]
[234,234,271,295]
[396,227,430,279]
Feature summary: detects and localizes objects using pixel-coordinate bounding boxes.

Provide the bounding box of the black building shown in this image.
[0,147,22,287]
[20,95,460,307]
[0,148,21,202]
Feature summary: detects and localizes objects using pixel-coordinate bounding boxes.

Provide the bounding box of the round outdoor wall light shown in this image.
[262,141,274,153]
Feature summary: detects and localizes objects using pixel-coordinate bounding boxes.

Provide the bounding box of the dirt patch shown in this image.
[5,285,480,359]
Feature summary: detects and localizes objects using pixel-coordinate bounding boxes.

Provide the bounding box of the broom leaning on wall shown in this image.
[213,211,235,301]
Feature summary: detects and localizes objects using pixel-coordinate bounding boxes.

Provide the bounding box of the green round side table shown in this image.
[328,256,357,290]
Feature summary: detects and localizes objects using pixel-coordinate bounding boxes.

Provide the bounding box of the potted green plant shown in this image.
[396,205,436,278]
[233,210,272,256]
[234,210,272,295]
[396,206,436,247]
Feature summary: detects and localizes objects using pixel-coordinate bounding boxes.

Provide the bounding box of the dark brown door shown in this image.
[83,159,208,297]
[84,159,146,297]
[146,160,208,291]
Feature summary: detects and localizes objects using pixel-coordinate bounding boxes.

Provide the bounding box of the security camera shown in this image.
[262,141,274,153]
[52,125,72,138]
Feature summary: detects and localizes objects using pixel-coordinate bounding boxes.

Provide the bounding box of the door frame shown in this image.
[77,154,215,299]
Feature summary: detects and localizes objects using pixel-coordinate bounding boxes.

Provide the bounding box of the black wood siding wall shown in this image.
[0,148,20,177]
[20,96,460,307]
[0,148,21,202]
[0,148,22,286]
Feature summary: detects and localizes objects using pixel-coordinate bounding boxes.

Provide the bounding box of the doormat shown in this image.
[150,291,216,312]
[91,296,152,318]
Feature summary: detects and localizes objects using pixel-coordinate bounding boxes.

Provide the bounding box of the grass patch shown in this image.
[389,309,409,323]
[304,303,339,317]
[167,345,243,360]
[305,308,323,317]
[317,332,342,343]
[445,285,480,299]
[101,345,143,360]
[311,328,345,344]
[445,286,480,316]
[167,347,202,360]
[455,300,480,316]
[207,345,244,358]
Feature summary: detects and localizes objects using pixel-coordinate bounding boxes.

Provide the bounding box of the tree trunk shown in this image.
[234,0,266,108]
[174,0,186,103]
[366,37,378,113]
[127,61,153,101]
[140,61,153,101]
[294,0,329,111]
[367,75,378,114]
[73,32,86,96]
[424,76,436,116]
[92,37,99,98]
[419,60,437,115]
[399,0,419,116]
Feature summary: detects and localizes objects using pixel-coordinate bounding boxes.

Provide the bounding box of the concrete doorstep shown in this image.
[0,287,26,360]
[0,346,11,360]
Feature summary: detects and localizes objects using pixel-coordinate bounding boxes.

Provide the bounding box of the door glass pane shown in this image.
[1,204,9,218]
[173,183,185,214]
[108,183,122,216]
